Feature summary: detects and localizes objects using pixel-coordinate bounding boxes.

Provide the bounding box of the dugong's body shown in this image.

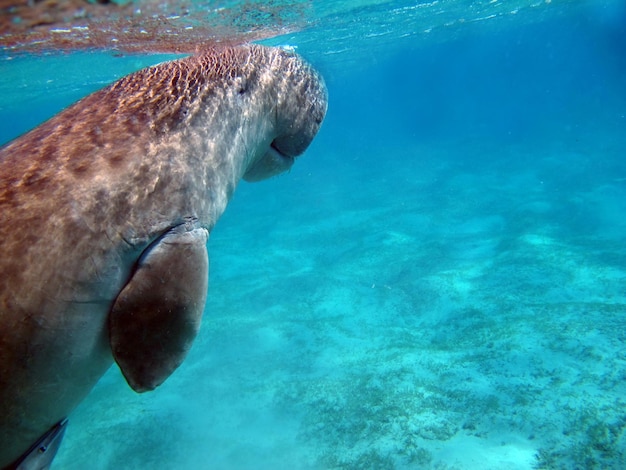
[0,44,327,468]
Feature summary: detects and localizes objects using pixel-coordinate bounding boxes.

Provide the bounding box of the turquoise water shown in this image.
[1,0,626,468]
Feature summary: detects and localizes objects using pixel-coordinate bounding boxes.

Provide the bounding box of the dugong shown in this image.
[0,44,327,468]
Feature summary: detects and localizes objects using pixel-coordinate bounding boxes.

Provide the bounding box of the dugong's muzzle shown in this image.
[243,50,328,182]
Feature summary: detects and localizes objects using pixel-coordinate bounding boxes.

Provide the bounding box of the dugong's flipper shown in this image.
[109,226,209,392]
[11,419,67,470]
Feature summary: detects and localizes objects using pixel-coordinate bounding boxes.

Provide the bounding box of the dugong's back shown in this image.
[0,44,327,467]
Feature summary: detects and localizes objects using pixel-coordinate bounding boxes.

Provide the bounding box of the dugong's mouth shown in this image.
[242,140,295,182]
[269,141,295,164]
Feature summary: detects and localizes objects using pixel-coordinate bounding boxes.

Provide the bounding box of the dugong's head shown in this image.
[180,44,328,182]
[234,45,328,182]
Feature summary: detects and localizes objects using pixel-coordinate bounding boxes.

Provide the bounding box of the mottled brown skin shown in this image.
[0,44,327,467]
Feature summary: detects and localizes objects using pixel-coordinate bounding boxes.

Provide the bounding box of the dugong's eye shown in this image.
[235,76,248,95]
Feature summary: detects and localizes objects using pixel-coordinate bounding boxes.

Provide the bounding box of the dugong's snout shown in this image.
[243,50,328,182]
